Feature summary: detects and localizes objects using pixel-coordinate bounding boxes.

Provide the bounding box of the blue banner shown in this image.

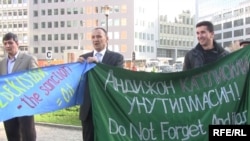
[0,62,95,122]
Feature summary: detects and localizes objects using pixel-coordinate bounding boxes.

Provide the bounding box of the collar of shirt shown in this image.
[7,51,19,62]
[94,48,106,57]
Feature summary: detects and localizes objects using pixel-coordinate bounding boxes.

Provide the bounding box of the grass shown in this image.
[35,106,81,126]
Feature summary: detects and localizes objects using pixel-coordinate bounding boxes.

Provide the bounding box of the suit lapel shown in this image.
[102,50,110,63]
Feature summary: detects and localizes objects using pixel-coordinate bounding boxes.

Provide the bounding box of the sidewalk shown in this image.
[0,122,82,141]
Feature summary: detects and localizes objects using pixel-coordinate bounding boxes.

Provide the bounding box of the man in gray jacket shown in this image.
[183,21,229,71]
[0,32,38,141]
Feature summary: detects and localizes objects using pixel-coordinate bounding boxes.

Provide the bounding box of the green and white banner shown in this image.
[89,47,250,141]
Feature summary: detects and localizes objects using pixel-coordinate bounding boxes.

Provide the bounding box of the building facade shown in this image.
[196,0,250,48]
[158,10,195,63]
[0,0,159,62]
[0,0,29,59]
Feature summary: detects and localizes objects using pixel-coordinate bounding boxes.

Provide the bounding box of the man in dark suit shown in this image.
[78,27,124,141]
[0,32,38,141]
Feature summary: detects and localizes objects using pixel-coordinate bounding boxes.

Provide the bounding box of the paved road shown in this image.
[0,122,82,141]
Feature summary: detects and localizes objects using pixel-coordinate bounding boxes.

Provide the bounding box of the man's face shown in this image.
[3,39,19,56]
[196,25,214,50]
[91,29,108,52]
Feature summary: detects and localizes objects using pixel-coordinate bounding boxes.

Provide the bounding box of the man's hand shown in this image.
[77,57,85,63]
[77,56,98,63]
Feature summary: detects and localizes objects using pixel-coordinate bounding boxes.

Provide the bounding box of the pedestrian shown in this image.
[0,32,38,141]
[78,27,124,141]
[182,21,229,71]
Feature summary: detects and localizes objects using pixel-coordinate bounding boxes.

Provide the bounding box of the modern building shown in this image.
[30,0,159,62]
[196,0,250,48]
[0,0,29,59]
[0,0,159,64]
[196,0,247,21]
[158,10,195,63]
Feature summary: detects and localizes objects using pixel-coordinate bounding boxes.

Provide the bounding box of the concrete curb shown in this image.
[35,122,82,131]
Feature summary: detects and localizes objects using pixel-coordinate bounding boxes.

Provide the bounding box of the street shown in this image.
[0,122,82,141]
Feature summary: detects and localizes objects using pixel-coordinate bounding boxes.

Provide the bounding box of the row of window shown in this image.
[0,0,27,4]
[33,6,126,17]
[213,6,250,21]
[157,48,188,58]
[215,27,250,39]
[160,25,194,36]
[0,21,27,28]
[159,39,193,47]
[214,17,250,30]
[33,18,127,29]
[0,9,27,17]
[134,32,155,41]
[34,0,97,4]
[33,31,128,42]
[134,45,154,53]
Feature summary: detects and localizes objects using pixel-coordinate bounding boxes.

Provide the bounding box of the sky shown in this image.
[159,0,196,22]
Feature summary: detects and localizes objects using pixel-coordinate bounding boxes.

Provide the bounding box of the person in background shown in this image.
[0,32,38,141]
[78,27,124,141]
[182,21,229,71]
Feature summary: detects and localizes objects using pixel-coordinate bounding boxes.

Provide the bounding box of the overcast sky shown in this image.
[159,0,195,21]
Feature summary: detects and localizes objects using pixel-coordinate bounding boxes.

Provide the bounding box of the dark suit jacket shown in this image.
[79,50,124,120]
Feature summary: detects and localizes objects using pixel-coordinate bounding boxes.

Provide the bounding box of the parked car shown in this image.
[156,65,174,73]
[173,62,183,72]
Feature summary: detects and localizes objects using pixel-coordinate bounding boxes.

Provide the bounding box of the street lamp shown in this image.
[102,5,111,33]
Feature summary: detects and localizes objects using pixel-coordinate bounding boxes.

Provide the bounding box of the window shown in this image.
[223,21,232,29]
[61,34,65,40]
[74,33,78,40]
[54,47,59,53]
[214,33,222,40]
[67,8,71,15]
[234,29,243,37]
[60,21,65,27]
[114,32,119,39]
[73,8,78,14]
[214,24,222,31]
[48,9,52,16]
[67,21,71,27]
[34,47,38,53]
[48,22,52,28]
[41,10,46,16]
[33,11,38,17]
[42,47,46,53]
[54,9,58,15]
[67,34,71,40]
[246,17,250,25]
[61,8,65,15]
[61,46,65,53]
[41,22,46,28]
[54,34,58,40]
[234,19,243,27]
[42,34,46,41]
[246,28,250,35]
[54,21,58,28]
[48,34,52,40]
[34,35,38,41]
[223,31,232,38]
[33,23,38,29]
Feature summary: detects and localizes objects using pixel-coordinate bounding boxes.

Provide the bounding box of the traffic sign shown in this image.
[46,51,52,59]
